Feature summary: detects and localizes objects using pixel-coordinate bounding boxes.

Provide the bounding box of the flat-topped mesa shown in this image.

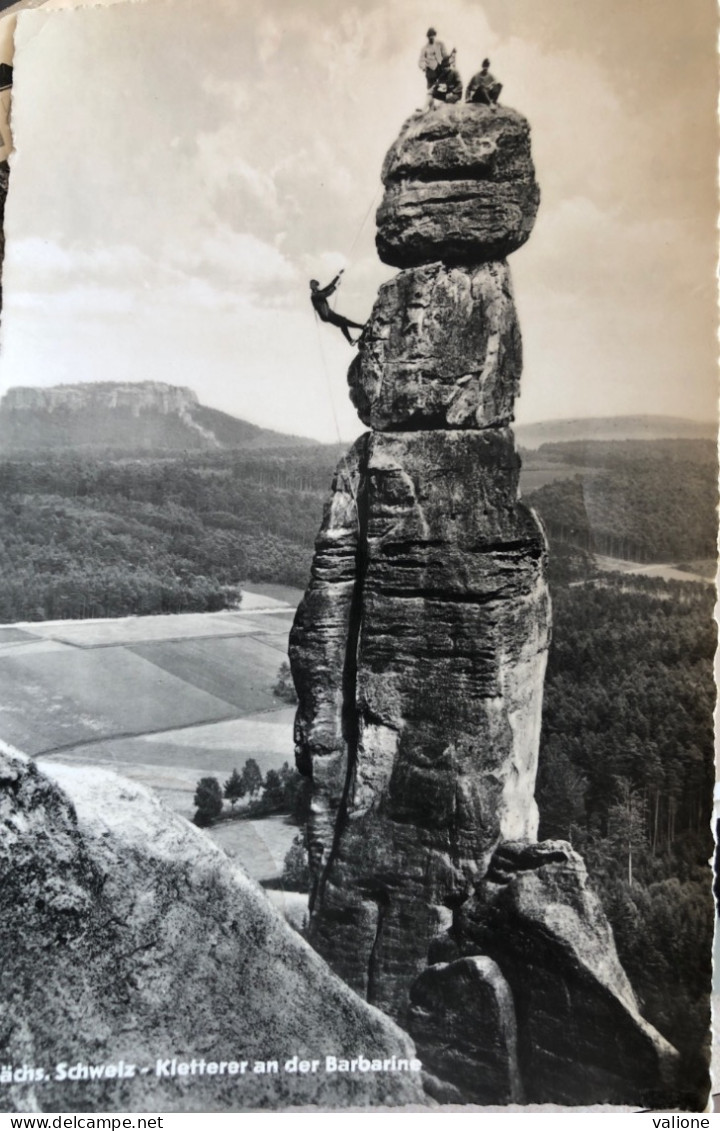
[376,104,540,268]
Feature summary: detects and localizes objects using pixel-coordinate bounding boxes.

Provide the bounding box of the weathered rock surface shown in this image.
[0,750,426,1113]
[407,957,522,1104]
[450,841,680,1105]
[291,429,550,1020]
[376,104,540,267]
[358,429,549,858]
[289,437,365,880]
[348,262,521,431]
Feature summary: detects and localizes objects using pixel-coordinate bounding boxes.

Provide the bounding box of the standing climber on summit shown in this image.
[418,27,447,92]
[310,271,366,346]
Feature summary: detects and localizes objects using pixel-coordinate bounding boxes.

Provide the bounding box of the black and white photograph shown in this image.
[0,0,716,1115]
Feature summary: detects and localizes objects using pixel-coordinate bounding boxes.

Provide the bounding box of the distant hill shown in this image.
[5,386,715,457]
[0,382,318,453]
[515,415,716,450]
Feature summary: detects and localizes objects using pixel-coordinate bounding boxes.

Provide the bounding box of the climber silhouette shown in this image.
[310,271,366,345]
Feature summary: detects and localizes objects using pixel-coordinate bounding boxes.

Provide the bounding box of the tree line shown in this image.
[0,452,328,620]
[193,758,310,828]
[0,438,713,621]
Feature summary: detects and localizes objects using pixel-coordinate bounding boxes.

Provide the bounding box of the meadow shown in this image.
[2,585,304,881]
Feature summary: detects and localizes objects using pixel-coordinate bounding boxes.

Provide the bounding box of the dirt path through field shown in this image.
[594,555,713,584]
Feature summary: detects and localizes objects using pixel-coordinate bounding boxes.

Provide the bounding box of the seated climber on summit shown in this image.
[430,49,463,105]
[418,27,447,91]
[309,270,366,346]
[466,58,502,105]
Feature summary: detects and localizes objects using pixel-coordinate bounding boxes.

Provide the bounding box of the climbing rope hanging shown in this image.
[345,182,382,266]
[312,308,361,532]
[312,308,345,444]
[326,182,382,310]
[307,178,383,532]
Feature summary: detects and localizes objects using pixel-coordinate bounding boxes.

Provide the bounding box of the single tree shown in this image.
[282,833,311,893]
[273,661,298,704]
[223,768,245,810]
[240,758,263,798]
[605,777,648,886]
[193,776,223,826]
[262,768,285,811]
[278,761,311,824]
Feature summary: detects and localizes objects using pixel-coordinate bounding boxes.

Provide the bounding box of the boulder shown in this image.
[407,957,523,1104]
[376,104,540,267]
[453,841,680,1106]
[0,750,426,1112]
[348,261,521,431]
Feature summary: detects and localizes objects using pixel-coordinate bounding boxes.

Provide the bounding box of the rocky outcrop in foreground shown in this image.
[290,102,688,1107]
[0,750,425,1113]
[418,841,679,1106]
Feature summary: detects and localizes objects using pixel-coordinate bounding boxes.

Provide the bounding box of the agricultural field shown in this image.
[129,635,288,714]
[208,814,299,883]
[0,644,237,756]
[2,583,303,882]
[518,462,597,493]
[46,706,299,775]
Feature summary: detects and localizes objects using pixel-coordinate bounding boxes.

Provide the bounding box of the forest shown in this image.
[0,435,714,1083]
[0,437,714,621]
[535,571,714,1081]
[0,450,338,620]
[526,439,716,562]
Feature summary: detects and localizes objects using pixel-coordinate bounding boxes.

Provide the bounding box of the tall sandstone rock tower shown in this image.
[290,104,682,1106]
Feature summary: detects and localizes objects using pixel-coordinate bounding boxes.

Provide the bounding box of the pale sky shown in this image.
[0,0,716,442]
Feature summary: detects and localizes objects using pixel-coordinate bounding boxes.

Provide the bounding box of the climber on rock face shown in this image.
[310,271,366,346]
[466,58,502,106]
[418,27,447,92]
[430,49,463,105]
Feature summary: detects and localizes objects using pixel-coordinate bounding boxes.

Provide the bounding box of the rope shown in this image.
[345,182,382,264]
[313,309,344,445]
[308,180,382,529]
[329,181,382,308]
[312,309,361,532]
